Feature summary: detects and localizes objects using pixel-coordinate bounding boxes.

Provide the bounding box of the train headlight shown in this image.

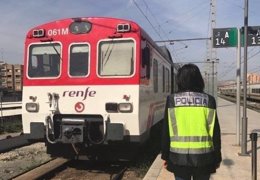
[105,103,118,113]
[69,21,92,34]
[117,24,131,32]
[26,102,39,112]
[118,103,133,113]
[32,29,45,38]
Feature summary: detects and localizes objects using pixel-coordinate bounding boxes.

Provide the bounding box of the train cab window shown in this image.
[98,39,134,76]
[153,59,158,93]
[28,43,61,78]
[69,44,89,77]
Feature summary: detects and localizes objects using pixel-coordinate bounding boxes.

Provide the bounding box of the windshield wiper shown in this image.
[103,42,114,67]
[43,39,62,62]
[50,43,62,62]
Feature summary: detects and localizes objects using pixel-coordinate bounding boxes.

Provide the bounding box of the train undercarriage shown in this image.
[29,114,149,160]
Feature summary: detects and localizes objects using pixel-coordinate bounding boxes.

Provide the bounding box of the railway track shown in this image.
[1,137,158,180]
[219,94,260,112]
[1,140,157,180]
[1,140,147,180]
[13,158,69,180]
[12,158,130,180]
[0,133,31,153]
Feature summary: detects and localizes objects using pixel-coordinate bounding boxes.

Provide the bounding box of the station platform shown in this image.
[143,97,260,180]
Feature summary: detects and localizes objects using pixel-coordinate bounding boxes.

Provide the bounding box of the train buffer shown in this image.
[143,97,260,180]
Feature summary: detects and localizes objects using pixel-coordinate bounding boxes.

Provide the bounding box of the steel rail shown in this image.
[13,158,70,180]
[0,134,30,153]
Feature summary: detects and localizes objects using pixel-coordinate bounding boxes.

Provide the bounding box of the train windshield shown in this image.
[98,39,134,76]
[28,43,61,78]
[69,44,89,77]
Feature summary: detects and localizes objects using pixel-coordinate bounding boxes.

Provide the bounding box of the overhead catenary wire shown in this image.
[132,0,180,61]
[141,0,169,39]
[218,47,260,81]
[132,0,164,41]
[159,0,209,54]
[142,0,187,62]
[159,0,209,28]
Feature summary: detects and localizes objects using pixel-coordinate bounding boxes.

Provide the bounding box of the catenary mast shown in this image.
[205,0,217,97]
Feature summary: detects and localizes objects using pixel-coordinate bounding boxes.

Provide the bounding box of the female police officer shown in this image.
[161,64,222,180]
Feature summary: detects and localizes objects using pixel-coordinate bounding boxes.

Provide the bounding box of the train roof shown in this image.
[138,27,173,64]
[27,16,173,65]
[159,46,173,64]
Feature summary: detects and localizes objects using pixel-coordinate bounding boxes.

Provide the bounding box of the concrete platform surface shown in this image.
[143,98,260,180]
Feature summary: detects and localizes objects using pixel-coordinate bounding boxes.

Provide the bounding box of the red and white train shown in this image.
[22,17,177,159]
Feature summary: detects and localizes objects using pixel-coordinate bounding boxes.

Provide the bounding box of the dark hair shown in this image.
[177,63,205,92]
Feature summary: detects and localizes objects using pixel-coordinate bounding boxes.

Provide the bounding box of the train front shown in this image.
[22,17,142,159]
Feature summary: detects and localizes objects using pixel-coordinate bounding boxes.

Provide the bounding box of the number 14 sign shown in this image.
[213,28,238,48]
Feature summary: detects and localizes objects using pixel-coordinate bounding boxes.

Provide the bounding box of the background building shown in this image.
[247,73,260,84]
[13,64,23,91]
[0,61,3,91]
[0,63,23,92]
[0,62,23,101]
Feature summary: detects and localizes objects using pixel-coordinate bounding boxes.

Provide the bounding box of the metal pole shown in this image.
[204,72,208,93]
[236,28,241,145]
[208,73,210,94]
[1,48,3,61]
[0,91,3,128]
[212,61,214,96]
[241,0,249,155]
[250,133,257,180]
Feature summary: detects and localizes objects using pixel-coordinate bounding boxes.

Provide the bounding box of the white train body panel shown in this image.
[22,84,167,140]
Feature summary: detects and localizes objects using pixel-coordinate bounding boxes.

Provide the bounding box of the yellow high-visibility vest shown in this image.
[168,94,216,154]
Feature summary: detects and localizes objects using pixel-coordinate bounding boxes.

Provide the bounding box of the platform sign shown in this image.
[246,26,260,46]
[213,28,238,48]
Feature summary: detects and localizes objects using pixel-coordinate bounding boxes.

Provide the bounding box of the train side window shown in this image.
[165,68,170,92]
[153,59,158,93]
[141,46,151,80]
[162,66,165,92]
[69,44,89,77]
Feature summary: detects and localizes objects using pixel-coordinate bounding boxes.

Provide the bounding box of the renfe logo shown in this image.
[63,87,96,101]
[75,102,85,112]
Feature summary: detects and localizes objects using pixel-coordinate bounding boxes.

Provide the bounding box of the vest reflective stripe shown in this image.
[168,106,216,154]
[170,139,213,149]
[207,109,215,137]
[170,136,212,142]
[170,146,214,154]
[168,108,177,136]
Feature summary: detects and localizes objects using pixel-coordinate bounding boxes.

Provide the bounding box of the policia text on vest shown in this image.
[174,92,208,106]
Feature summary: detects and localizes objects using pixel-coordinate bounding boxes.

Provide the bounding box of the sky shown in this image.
[0,0,260,81]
